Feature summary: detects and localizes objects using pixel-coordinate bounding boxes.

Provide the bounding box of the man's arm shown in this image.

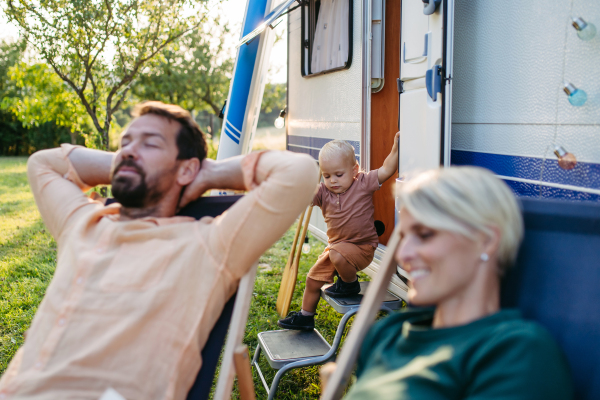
[179,156,246,208]
[199,151,319,280]
[67,147,114,186]
[27,145,113,241]
[377,131,400,184]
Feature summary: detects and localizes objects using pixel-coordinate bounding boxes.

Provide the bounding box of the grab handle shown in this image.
[422,0,441,15]
[425,65,442,101]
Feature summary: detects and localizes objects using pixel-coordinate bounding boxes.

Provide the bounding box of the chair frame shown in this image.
[212,262,259,400]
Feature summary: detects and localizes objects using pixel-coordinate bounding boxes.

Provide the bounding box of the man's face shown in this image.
[111,114,181,208]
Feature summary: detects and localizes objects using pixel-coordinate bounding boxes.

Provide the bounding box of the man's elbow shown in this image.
[27,147,69,181]
[288,153,320,191]
[27,149,50,176]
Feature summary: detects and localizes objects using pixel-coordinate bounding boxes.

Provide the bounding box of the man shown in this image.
[0,102,318,400]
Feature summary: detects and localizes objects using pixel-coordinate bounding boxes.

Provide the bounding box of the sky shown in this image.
[0,0,288,84]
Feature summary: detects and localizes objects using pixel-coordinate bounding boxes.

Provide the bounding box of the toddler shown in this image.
[278,133,399,330]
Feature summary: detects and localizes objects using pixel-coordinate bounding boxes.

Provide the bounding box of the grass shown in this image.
[0,156,371,398]
[0,157,58,373]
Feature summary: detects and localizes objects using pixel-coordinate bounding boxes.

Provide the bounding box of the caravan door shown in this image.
[399,0,454,176]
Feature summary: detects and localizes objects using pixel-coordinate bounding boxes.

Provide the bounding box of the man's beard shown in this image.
[111,159,160,208]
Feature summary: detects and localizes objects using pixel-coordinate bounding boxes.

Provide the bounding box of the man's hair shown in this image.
[131,101,208,161]
[396,166,524,275]
[318,140,358,167]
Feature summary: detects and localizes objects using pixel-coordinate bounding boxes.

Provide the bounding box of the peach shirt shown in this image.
[0,145,318,400]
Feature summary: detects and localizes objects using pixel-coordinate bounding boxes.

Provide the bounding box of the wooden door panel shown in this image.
[371,0,400,245]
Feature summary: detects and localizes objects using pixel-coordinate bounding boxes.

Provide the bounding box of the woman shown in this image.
[344,167,573,399]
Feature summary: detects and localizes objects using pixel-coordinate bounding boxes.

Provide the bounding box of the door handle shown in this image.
[425,65,442,101]
[402,34,428,64]
[422,0,441,15]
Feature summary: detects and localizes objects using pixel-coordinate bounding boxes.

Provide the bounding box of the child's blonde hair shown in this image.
[397,167,524,275]
[319,140,358,167]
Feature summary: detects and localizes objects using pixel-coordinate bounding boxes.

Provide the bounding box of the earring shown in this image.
[480,253,489,262]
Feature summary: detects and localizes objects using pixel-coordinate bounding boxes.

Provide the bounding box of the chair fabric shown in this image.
[186,294,236,400]
[501,198,600,400]
[106,195,243,400]
[179,196,244,400]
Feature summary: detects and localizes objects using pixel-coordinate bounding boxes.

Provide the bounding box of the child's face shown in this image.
[320,156,359,194]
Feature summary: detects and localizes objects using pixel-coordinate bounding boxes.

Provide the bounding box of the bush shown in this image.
[0,110,83,156]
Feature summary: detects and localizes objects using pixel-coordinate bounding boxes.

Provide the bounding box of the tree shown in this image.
[0,37,26,97]
[2,62,93,146]
[132,16,234,116]
[4,0,211,149]
[261,82,286,114]
[0,37,28,155]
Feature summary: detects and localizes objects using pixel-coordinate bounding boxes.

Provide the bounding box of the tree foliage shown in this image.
[2,62,94,146]
[4,0,210,149]
[0,38,75,155]
[0,37,26,97]
[261,82,286,114]
[133,16,234,116]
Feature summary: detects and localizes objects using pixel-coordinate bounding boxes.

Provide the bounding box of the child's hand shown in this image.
[378,131,401,184]
[391,131,400,151]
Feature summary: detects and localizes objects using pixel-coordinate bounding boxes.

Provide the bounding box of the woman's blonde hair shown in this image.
[397,167,524,275]
[319,140,358,167]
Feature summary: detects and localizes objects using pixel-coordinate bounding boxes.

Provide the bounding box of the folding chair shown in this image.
[320,197,600,400]
[106,195,257,400]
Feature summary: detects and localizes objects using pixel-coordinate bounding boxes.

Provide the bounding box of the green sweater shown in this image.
[345,309,573,400]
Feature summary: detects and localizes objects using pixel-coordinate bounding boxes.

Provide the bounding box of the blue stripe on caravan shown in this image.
[287,145,361,164]
[287,144,319,159]
[504,179,600,202]
[451,150,600,191]
[225,123,241,139]
[224,128,240,144]
[226,120,242,137]
[287,135,360,157]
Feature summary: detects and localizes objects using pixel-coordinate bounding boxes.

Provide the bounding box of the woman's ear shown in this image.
[483,225,502,260]
[176,158,201,186]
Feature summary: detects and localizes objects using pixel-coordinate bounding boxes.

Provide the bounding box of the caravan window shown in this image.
[301,0,353,76]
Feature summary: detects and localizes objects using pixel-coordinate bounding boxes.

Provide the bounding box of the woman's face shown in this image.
[395,208,485,306]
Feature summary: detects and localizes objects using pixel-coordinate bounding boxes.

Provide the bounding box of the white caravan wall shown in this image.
[287,0,364,238]
[452,0,600,201]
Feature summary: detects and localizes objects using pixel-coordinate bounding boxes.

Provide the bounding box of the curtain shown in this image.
[311,0,350,74]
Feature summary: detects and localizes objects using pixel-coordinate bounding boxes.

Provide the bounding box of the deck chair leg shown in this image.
[213,263,259,400]
[233,345,256,400]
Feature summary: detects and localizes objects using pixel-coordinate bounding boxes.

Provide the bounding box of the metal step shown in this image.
[321,281,402,314]
[257,329,332,369]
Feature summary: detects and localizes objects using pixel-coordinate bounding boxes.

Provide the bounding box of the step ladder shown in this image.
[252,281,402,400]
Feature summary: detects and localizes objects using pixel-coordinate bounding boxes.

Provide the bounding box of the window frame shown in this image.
[300,0,354,78]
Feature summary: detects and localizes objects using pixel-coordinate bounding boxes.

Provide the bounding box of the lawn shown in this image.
[0,156,369,398]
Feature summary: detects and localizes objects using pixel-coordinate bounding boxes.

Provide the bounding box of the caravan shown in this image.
[280,0,600,300]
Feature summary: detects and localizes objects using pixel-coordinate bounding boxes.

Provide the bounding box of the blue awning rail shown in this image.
[237,0,301,47]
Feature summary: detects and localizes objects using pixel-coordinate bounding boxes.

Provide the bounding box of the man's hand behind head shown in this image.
[179,158,215,209]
